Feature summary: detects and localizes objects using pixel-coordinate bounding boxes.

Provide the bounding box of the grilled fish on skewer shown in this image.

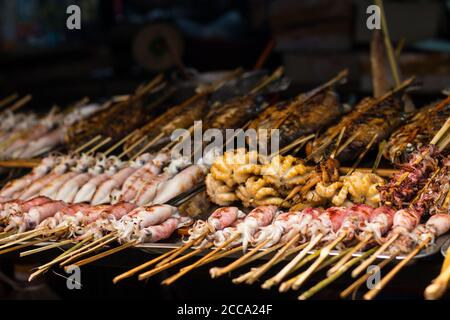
[249,89,342,147]
[385,96,450,164]
[307,96,405,162]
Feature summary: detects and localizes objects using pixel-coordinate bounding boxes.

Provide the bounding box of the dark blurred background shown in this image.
[0,0,449,110]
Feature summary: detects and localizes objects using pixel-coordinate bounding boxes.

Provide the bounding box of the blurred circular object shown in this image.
[133,23,184,72]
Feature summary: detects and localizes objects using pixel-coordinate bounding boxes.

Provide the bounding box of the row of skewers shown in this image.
[0,64,450,300]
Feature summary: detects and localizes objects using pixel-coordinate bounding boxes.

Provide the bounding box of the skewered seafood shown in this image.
[307,95,405,162]
[206,150,386,209]
[379,145,441,208]
[249,89,343,147]
[385,96,450,164]
[65,89,161,151]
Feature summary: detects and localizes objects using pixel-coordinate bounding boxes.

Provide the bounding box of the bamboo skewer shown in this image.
[336,131,361,157]
[341,256,394,299]
[86,137,112,155]
[20,239,74,257]
[209,238,271,278]
[233,242,305,285]
[0,93,19,109]
[41,233,112,268]
[349,134,379,174]
[138,243,214,281]
[103,131,138,156]
[67,240,139,269]
[352,233,399,278]
[131,133,165,160]
[330,127,346,159]
[245,234,300,284]
[0,237,53,256]
[156,230,209,267]
[118,136,148,159]
[364,237,431,300]
[276,134,315,157]
[113,249,177,284]
[7,94,32,113]
[59,235,118,267]
[291,232,348,290]
[28,235,94,281]
[298,247,378,300]
[372,140,386,174]
[430,116,450,145]
[262,234,323,290]
[250,67,284,95]
[161,233,241,286]
[0,227,49,244]
[279,248,350,293]
[424,255,450,300]
[0,226,67,251]
[74,135,103,154]
[328,234,373,276]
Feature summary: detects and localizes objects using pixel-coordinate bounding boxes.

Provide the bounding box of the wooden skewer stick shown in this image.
[245,234,300,284]
[0,228,53,251]
[233,242,306,285]
[374,0,401,87]
[424,254,450,300]
[442,246,450,272]
[195,242,297,274]
[341,256,394,299]
[117,135,148,159]
[348,134,379,175]
[0,227,47,244]
[7,94,32,113]
[372,140,386,174]
[67,240,138,269]
[209,238,271,278]
[59,235,118,267]
[263,234,323,290]
[250,67,284,94]
[328,234,373,276]
[0,93,19,109]
[298,247,377,300]
[0,237,53,256]
[437,131,450,152]
[430,115,450,145]
[279,247,350,293]
[74,135,103,154]
[138,243,214,281]
[330,127,346,159]
[42,233,114,268]
[29,235,94,282]
[156,229,209,267]
[306,130,341,162]
[86,137,112,155]
[276,134,316,157]
[352,233,399,278]
[131,133,165,161]
[336,131,361,157]
[364,237,430,300]
[103,131,138,156]
[135,74,165,96]
[161,233,241,286]
[20,239,74,257]
[291,232,348,290]
[113,249,177,284]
